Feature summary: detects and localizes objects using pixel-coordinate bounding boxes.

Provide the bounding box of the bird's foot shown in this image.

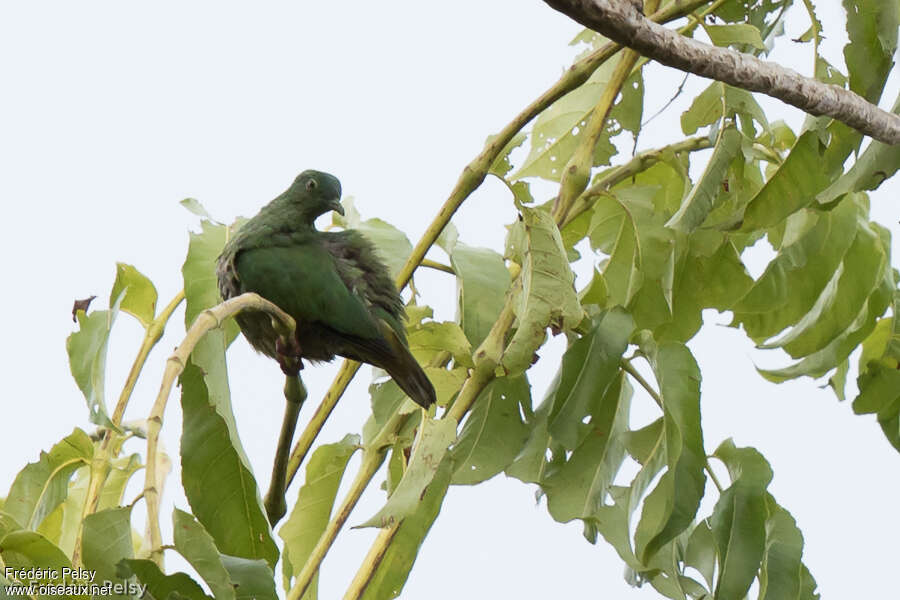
[276,336,303,376]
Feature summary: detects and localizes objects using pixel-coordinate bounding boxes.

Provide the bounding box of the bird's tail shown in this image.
[379,325,436,409]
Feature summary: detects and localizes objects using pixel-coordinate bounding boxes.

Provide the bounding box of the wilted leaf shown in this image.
[501,204,583,375]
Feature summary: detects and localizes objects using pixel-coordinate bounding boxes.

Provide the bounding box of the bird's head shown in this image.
[288,170,344,222]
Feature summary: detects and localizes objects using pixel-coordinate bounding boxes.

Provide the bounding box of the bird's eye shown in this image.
[306,179,318,191]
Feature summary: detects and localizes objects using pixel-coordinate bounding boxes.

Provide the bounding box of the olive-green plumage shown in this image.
[216,170,435,408]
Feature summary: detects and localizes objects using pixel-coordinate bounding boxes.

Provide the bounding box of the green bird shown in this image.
[216,169,436,409]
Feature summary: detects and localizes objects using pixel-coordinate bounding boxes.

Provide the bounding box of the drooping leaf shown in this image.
[842,0,898,103]
[357,418,457,528]
[280,435,359,595]
[451,375,530,485]
[732,197,861,342]
[548,309,634,450]
[818,94,900,205]
[742,118,861,231]
[633,339,706,563]
[179,361,278,568]
[666,126,743,233]
[4,429,93,530]
[764,220,886,357]
[109,263,158,328]
[684,519,716,590]
[709,440,773,600]
[759,270,893,382]
[542,373,631,530]
[501,204,583,376]
[449,243,511,349]
[359,459,452,600]
[758,495,818,600]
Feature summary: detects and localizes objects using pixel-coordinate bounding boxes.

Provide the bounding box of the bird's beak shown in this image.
[329,198,345,216]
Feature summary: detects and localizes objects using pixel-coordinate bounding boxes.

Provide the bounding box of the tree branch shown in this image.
[542,0,900,144]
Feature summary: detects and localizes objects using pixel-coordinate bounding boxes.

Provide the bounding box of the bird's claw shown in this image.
[276,336,303,376]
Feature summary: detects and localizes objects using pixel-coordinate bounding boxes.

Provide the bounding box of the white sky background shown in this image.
[2,2,898,599]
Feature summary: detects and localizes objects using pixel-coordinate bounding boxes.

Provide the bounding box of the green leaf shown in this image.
[360,459,452,600]
[179,361,278,568]
[658,235,753,343]
[357,418,457,528]
[513,61,642,181]
[280,435,359,595]
[818,92,900,204]
[110,263,158,328]
[181,197,217,221]
[742,120,860,231]
[334,199,414,279]
[704,23,765,49]
[543,373,631,528]
[182,220,246,462]
[220,555,279,600]
[684,520,715,590]
[5,429,93,530]
[843,0,898,102]
[758,496,816,600]
[501,204,583,375]
[98,454,142,511]
[356,219,414,281]
[450,376,531,485]
[407,321,473,368]
[173,508,236,600]
[82,506,134,593]
[449,243,511,349]
[666,126,743,233]
[423,367,467,408]
[67,306,119,427]
[548,309,634,450]
[759,270,893,382]
[487,130,527,178]
[117,559,212,600]
[732,197,860,342]
[634,340,706,563]
[765,220,886,357]
[589,195,642,307]
[0,530,71,574]
[710,440,772,600]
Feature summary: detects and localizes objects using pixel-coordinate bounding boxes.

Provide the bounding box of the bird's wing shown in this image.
[322,230,407,338]
[233,243,384,343]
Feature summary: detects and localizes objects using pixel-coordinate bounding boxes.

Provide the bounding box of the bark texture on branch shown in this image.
[543,0,900,145]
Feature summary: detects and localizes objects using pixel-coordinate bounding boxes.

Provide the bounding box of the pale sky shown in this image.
[1,2,898,598]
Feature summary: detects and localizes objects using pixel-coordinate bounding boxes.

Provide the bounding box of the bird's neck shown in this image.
[261,193,321,229]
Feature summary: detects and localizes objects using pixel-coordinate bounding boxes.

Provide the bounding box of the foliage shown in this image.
[4,2,898,600]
